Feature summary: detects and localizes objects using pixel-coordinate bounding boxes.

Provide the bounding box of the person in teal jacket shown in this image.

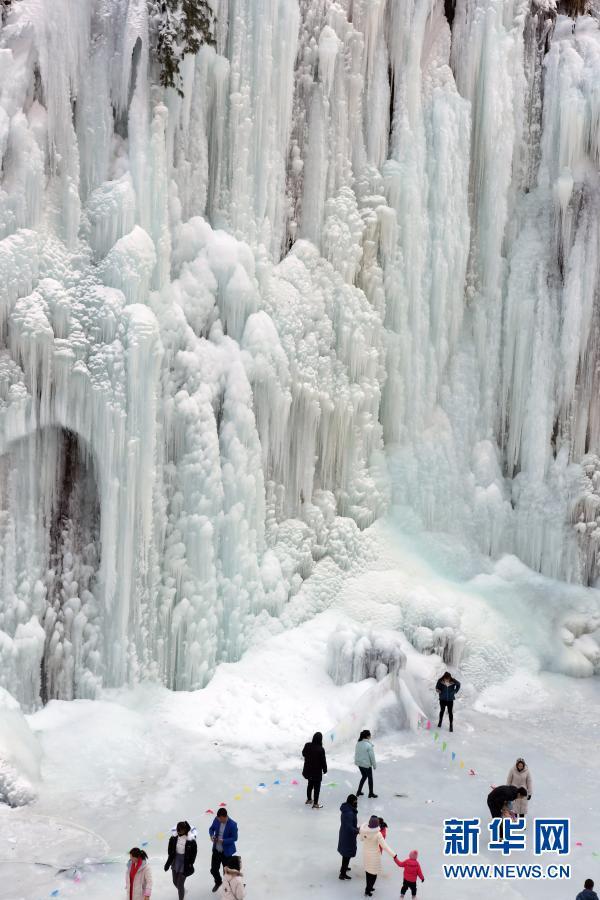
[354,730,377,798]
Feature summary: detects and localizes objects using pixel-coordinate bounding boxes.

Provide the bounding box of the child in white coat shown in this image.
[221,856,245,899]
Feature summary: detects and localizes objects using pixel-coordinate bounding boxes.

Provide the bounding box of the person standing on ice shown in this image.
[359,815,397,896]
[394,849,425,897]
[126,847,152,900]
[302,731,328,808]
[506,758,532,818]
[435,671,460,731]
[576,878,599,900]
[209,809,238,893]
[337,794,359,879]
[164,821,197,899]
[355,730,377,798]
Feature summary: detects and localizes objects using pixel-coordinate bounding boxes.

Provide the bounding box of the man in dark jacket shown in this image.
[164,821,197,900]
[435,672,460,731]
[337,794,359,879]
[302,731,327,809]
[208,809,238,893]
[576,879,599,900]
[487,785,528,818]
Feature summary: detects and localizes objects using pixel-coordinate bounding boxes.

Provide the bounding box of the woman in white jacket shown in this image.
[126,848,152,900]
[359,816,397,897]
[507,758,532,817]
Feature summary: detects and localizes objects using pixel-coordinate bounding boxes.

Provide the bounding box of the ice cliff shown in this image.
[0,0,599,707]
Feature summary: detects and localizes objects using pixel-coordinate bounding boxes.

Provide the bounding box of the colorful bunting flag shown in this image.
[205,809,215,814]
[426,721,431,731]
[442,742,447,751]
[234,794,242,800]
[451,752,456,761]
[434,732,439,741]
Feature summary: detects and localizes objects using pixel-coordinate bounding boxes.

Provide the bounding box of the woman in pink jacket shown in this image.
[394,849,425,897]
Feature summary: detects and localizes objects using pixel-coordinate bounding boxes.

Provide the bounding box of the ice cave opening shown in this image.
[0,426,101,708]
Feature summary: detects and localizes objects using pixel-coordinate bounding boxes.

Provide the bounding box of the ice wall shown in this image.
[1,0,600,707]
[0,0,387,707]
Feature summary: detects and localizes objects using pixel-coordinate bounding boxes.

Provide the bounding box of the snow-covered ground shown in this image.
[3,521,599,900]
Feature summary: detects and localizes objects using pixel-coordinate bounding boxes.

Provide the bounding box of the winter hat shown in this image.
[368,815,380,828]
[409,850,418,860]
[516,758,526,765]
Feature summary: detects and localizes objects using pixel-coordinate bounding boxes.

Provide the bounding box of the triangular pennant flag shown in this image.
[273,779,281,784]
[575,842,583,847]
[426,721,431,731]
[141,842,148,847]
[451,752,456,761]
[205,809,215,814]
[592,852,599,857]
[243,786,251,793]
[291,779,299,785]
[330,734,334,742]
[219,802,227,806]
[328,782,338,787]
[469,769,476,776]
[157,832,165,839]
[50,893,60,898]
[442,742,447,751]
[234,794,242,800]
[258,782,266,788]
[434,732,439,741]
[460,761,465,769]
[417,719,422,729]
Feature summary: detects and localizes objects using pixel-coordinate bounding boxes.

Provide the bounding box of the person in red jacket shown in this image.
[394,849,425,897]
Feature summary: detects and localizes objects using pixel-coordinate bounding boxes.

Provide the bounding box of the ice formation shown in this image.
[1,0,600,708]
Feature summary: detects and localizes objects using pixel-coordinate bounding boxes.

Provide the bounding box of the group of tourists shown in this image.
[123,669,593,899]
[126,811,244,900]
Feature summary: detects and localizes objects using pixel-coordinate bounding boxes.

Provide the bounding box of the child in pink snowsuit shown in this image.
[394,849,424,897]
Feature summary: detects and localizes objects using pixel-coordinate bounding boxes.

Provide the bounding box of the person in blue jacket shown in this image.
[435,671,461,732]
[337,794,359,880]
[209,808,238,893]
[354,730,377,798]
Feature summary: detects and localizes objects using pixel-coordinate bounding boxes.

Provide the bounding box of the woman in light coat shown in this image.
[355,730,377,798]
[507,758,532,817]
[126,848,152,900]
[359,815,397,896]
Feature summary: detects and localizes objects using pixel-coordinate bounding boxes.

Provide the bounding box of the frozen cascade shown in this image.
[0,0,600,708]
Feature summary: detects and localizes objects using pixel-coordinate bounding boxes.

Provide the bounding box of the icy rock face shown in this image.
[0,0,387,707]
[0,687,40,805]
[327,624,407,684]
[1,0,600,706]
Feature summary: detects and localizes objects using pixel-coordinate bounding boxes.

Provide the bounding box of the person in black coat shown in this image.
[337,794,359,880]
[302,731,327,809]
[487,785,528,818]
[164,821,198,900]
[435,672,461,731]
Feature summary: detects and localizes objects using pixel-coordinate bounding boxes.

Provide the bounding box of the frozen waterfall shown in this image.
[1,0,599,708]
